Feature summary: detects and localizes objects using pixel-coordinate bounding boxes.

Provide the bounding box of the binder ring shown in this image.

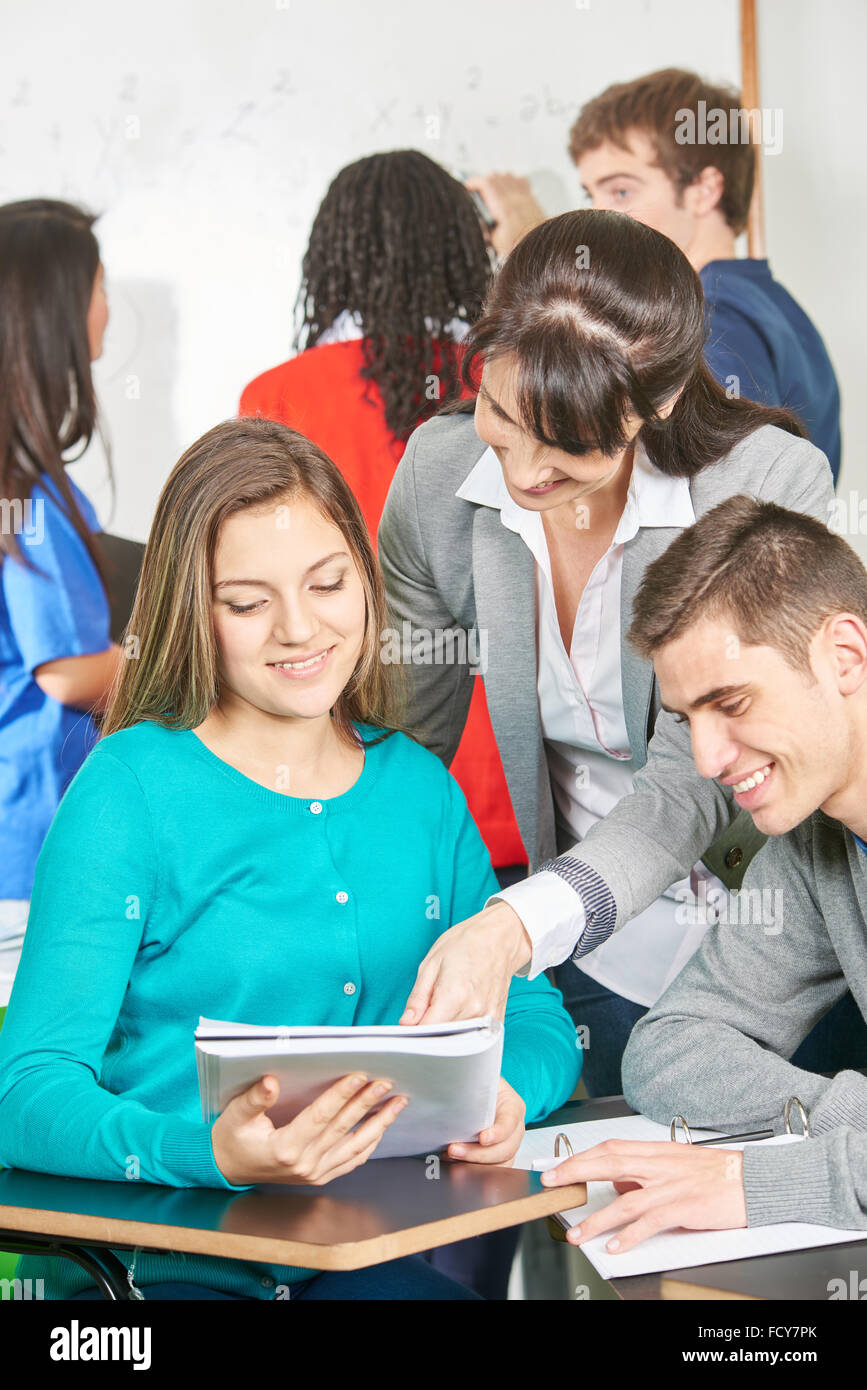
[670,1115,692,1144]
[554,1132,574,1158]
[784,1095,811,1138]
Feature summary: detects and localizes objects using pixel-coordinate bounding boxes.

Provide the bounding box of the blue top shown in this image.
[0,473,109,900]
[700,258,841,485]
[0,718,581,1299]
[853,833,867,856]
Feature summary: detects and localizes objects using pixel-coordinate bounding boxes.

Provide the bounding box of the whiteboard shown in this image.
[0,0,739,540]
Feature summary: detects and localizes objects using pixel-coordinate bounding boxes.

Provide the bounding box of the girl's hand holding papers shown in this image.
[446,1077,526,1167]
[540,1140,747,1252]
[212,1072,407,1186]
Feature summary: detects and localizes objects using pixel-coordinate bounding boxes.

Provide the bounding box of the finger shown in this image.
[590,1205,681,1256]
[226,1073,281,1121]
[591,1140,696,1159]
[450,1100,522,1156]
[446,1133,521,1165]
[288,1072,372,1138]
[290,1077,394,1162]
[400,958,438,1024]
[412,977,474,1025]
[320,1077,396,1144]
[541,1142,690,1187]
[313,1130,390,1185]
[325,1094,408,1166]
[565,1188,661,1245]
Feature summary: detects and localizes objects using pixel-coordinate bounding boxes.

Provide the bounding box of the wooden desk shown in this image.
[0,1158,586,1300]
[531,1095,867,1301]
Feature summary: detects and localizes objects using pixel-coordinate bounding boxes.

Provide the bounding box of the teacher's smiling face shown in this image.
[474,354,645,514]
[210,493,367,723]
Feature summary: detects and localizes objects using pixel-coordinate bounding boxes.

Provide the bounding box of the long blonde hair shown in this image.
[102,417,407,747]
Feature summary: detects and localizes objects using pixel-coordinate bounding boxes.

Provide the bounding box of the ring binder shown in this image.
[669,1096,809,1146]
[784,1095,810,1138]
[542,1095,812,1163]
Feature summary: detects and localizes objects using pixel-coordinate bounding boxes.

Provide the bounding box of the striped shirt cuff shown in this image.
[535,856,618,960]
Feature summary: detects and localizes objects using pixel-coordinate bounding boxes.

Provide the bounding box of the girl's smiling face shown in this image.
[210,492,368,724]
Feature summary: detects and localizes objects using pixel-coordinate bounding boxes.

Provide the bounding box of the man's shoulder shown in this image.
[759,811,853,880]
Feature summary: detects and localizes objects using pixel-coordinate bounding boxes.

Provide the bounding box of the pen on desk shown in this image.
[690,1129,775,1146]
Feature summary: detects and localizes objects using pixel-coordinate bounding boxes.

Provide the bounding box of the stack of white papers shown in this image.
[514,1114,867,1278]
[195,1015,503,1160]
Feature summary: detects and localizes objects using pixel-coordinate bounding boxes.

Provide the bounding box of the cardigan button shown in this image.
[336,891,349,904]
[724,846,744,869]
[343,982,356,995]
[309,801,323,815]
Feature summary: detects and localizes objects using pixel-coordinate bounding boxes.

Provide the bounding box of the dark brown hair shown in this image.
[568,68,756,235]
[454,210,805,477]
[102,417,407,747]
[628,495,867,673]
[295,150,491,442]
[0,198,110,586]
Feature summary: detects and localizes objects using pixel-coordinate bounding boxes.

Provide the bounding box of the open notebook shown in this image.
[195,1015,503,1160]
[514,1113,867,1279]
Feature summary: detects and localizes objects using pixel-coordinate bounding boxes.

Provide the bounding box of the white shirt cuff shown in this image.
[485,871,587,979]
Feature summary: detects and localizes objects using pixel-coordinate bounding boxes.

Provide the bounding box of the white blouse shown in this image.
[456,441,728,1007]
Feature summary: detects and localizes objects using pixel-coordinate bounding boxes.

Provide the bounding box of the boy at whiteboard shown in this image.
[468,67,841,486]
[541,496,867,1250]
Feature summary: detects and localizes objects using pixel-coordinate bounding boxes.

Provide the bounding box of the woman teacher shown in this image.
[378,209,852,1094]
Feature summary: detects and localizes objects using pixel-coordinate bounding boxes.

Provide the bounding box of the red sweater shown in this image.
[240,338,526,868]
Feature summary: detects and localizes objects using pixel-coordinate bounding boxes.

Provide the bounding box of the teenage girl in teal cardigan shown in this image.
[0,417,580,1301]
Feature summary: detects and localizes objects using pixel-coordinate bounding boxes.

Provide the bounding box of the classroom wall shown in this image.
[1,0,861,551]
[758,0,867,557]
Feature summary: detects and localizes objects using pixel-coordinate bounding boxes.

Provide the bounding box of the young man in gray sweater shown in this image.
[541,495,867,1253]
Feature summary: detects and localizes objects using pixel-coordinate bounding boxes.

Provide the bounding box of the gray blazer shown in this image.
[378,411,834,931]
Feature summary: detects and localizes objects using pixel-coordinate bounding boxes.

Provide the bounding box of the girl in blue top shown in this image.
[0,416,581,1301]
[0,200,123,1000]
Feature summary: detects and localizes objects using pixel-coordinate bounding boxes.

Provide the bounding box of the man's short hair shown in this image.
[628,495,867,673]
[568,67,755,235]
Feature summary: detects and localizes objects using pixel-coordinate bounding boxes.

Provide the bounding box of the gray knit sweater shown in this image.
[621,810,867,1229]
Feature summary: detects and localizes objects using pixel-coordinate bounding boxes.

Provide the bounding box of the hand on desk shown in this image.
[400,900,532,1025]
[447,1077,526,1167]
[540,1140,748,1253]
[212,1073,407,1186]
